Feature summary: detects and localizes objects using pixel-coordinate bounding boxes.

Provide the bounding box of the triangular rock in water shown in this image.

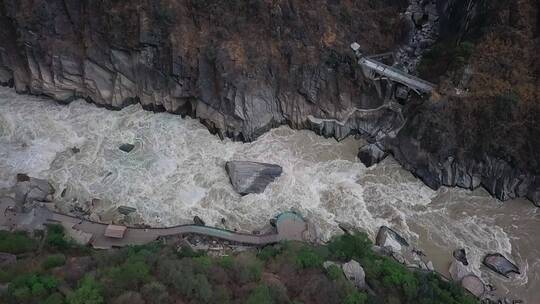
[193,216,205,226]
[119,143,135,153]
[225,161,283,195]
[117,206,137,215]
[483,253,520,277]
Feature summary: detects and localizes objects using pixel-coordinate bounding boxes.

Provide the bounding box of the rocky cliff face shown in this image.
[385,0,540,205]
[0,0,408,141]
[0,0,539,206]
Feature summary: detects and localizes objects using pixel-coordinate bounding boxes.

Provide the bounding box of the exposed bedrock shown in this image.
[0,0,409,141]
[483,253,520,278]
[0,0,538,205]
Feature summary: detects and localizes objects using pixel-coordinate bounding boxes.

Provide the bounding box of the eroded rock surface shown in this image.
[483,253,520,278]
[14,174,54,205]
[226,161,282,195]
[375,226,409,252]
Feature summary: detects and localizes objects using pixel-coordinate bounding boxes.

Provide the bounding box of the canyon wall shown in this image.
[0,0,539,205]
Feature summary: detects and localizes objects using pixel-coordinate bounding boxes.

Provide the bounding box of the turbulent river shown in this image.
[0,87,538,302]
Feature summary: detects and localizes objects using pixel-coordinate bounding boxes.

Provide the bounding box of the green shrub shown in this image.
[246,284,273,304]
[212,285,231,303]
[0,231,37,254]
[343,290,368,304]
[104,260,151,292]
[326,264,343,280]
[8,273,59,303]
[296,246,323,269]
[141,281,169,304]
[46,224,69,250]
[193,255,213,273]
[177,244,205,258]
[380,258,418,300]
[67,276,103,304]
[193,273,213,303]
[233,255,263,284]
[258,245,281,261]
[217,255,234,269]
[328,232,373,261]
[42,254,67,270]
[44,292,64,304]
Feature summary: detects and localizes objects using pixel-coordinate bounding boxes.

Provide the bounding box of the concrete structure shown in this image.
[0,199,317,249]
[104,225,127,238]
[351,42,435,95]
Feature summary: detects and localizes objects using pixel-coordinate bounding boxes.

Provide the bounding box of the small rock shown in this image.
[71,147,80,154]
[483,253,520,277]
[16,173,30,182]
[193,216,205,226]
[342,260,366,289]
[225,161,282,195]
[392,251,406,264]
[118,143,135,153]
[426,261,434,271]
[117,205,137,215]
[375,226,409,252]
[338,222,355,234]
[453,248,469,265]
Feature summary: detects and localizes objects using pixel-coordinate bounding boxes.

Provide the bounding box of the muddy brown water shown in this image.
[0,87,538,302]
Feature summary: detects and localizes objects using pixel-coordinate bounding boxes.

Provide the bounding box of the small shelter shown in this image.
[104,224,127,239]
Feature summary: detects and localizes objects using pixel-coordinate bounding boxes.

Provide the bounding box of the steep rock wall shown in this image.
[0,0,408,140]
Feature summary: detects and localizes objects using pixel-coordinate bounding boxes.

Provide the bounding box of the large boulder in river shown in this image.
[225,161,282,195]
[375,226,409,252]
[483,253,520,277]
[14,174,54,204]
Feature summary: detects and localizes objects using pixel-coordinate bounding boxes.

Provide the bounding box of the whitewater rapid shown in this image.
[0,87,538,302]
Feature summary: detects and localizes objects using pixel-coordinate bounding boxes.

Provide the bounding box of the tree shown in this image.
[328,233,373,261]
[46,224,69,250]
[141,281,169,304]
[343,291,368,304]
[0,231,37,253]
[246,284,273,304]
[67,276,103,304]
[296,247,323,269]
[42,254,67,270]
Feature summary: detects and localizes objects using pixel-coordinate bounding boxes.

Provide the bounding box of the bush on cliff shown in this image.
[0,230,37,254]
[42,254,66,270]
[45,224,69,250]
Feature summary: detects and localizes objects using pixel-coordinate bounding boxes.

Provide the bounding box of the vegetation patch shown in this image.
[0,230,478,304]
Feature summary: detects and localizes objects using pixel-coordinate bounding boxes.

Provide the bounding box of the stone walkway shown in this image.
[0,199,315,249]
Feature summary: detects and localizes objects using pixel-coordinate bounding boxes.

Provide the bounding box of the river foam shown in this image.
[0,87,537,302]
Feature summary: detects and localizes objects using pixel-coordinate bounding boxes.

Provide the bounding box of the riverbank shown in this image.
[0,225,479,304]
